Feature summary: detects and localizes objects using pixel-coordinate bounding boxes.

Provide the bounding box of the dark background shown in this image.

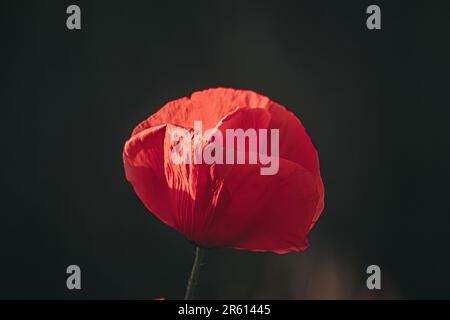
[1,0,449,299]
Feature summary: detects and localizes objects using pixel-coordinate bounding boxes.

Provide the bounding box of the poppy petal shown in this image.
[124,124,220,240]
[123,124,176,228]
[180,106,324,252]
[197,159,322,253]
[132,88,274,135]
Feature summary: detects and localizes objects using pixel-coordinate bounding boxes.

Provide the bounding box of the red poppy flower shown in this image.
[123,88,324,254]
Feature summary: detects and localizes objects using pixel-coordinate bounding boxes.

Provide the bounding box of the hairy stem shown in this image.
[184,246,204,300]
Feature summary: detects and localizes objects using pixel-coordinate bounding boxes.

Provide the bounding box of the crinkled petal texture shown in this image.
[123,88,324,254]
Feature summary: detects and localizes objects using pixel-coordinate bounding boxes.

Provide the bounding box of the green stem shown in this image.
[184,246,204,300]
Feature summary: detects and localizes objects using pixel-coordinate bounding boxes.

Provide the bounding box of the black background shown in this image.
[1,0,450,299]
